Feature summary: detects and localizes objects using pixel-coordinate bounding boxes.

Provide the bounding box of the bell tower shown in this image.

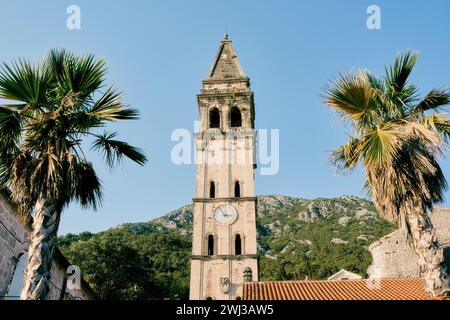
[189,35,259,300]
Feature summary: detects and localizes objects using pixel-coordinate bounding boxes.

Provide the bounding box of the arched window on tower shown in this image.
[234,181,240,198]
[210,181,216,198]
[235,234,242,256]
[208,235,215,256]
[209,108,220,128]
[230,106,242,127]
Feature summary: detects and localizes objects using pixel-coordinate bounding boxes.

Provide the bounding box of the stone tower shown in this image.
[189,35,259,300]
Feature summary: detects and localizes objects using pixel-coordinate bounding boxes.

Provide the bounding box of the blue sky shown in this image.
[0,0,449,234]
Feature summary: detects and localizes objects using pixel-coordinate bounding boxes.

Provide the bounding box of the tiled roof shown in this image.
[243,278,435,300]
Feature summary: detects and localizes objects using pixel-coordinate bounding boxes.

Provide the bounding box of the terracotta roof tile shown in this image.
[243,278,435,300]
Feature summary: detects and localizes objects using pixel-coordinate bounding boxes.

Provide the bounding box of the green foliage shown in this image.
[59,228,191,300]
[257,197,395,280]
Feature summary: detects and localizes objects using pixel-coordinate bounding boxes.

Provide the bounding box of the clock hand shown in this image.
[216,208,225,219]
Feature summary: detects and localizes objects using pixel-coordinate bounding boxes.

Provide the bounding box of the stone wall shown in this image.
[0,191,28,296]
[0,191,95,300]
[368,207,450,279]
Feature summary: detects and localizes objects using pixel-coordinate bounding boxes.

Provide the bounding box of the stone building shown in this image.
[367,207,450,279]
[0,190,95,300]
[189,34,258,300]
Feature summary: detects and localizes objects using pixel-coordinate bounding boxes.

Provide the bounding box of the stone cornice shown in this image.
[192,197,257,203]
[197,90,253,99]
[194,129,256,138]
[202,77,249,84]
[191,254,259,261]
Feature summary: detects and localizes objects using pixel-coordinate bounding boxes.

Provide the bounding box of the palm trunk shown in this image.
[20,199,60,300]
[407,207,449,297]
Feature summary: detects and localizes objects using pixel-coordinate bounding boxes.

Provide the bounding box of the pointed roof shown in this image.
[205,34,247,81]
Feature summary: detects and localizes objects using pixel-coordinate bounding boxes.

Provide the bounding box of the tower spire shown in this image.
[205,35,247,81]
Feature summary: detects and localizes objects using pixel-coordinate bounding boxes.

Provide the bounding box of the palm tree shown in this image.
[0,49,147,300]
[324,52,450,297]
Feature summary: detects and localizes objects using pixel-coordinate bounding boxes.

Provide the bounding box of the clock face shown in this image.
[213,205,237,225]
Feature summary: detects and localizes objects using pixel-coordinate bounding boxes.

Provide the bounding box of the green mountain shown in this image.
[58,195,395,300]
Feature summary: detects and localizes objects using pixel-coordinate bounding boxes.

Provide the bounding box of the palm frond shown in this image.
[324,71,379,132]
[63,53,106,98]
[421,113,450,142]
[45,48,74,83]
[72,160,103,210]
[413,88,450,114]
[395,135,447,209]
[92,131,147,167]
[22,114,59,152]
[330,137,362,174]
[0,59,50,105]
[360,124,400,168]
[66,111,103,134]
[29,152,63,200]
[7,152,37,205]
[402,122,444,156]
[87,87,140,121]
[385,51,418,96]
[384,52,420,117]
[0,106,22,153]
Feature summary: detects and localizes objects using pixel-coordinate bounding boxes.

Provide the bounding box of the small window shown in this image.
[230,106,242,127]
[205,296,213,300]
[210,181,215,198]
[208,235,214,256]
[209,108,220,128]
[235,234,242,256]
[234,181,240,198]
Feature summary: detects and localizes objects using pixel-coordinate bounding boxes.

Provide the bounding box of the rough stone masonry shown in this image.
[368,207,450,279]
